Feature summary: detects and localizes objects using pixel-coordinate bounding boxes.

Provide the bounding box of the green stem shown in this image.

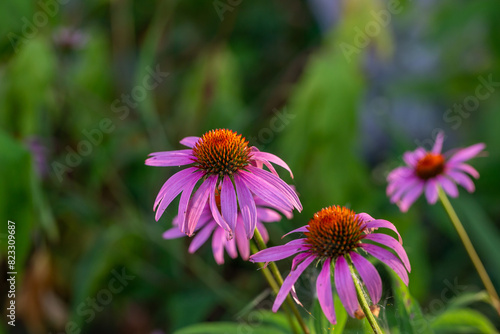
[437,187,500,315]
[253,228,311,334]
[346,254,384,334]
[250,243,300,334]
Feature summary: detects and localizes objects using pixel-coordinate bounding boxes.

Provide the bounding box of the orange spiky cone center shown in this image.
[415,153,445,180]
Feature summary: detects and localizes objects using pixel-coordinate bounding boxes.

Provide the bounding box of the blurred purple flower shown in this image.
[387,132,486,212]
[250,206,410,324]
[25,136,48,178]
[145,129,301,239]
[52,27,87,51]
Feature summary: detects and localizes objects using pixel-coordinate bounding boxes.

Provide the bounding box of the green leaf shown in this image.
[430,308,498,334]
[173,322,289,334]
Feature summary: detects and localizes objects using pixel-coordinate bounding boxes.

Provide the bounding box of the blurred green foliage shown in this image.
[0,0,499,333]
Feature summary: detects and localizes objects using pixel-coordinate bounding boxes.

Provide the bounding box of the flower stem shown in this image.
[437,187,500,315]
[253,228,311,334]
[250,243,300,334]
[346,254,384,334]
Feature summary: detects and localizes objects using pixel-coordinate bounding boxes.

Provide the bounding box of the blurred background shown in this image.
[1,0,500,333]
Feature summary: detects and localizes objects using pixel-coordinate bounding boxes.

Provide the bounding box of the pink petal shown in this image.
[334,255,359,318]
[451,163,480,179]
[272,256,315,312]
[188,222,216,253]
[432,131,445,154]
[425,179,438,204]
[234,173,257,239]
[350,252,382,304]
[147,149,193,157]
[221,175,237,231]
[250,151,294,178]
[184,177,213,236]
[162,227,187,239]
[209,177,233,238]
[177,171,204,232]
[256,222,269,243]
[212,227,226,265]
[180,136,200,148]
[361,244,409,286]
[291,252,311,271]
[363,219,402,244]
[235,219,250,260]
[357,213,375,223]
[398,181,424,212]
[448,143,485,163]
[390,177,421,203]
[282,225,309,238]
[224,235,238,259]
[254,197,294,219]
[364,234,411,272]
[249,239,307,263]
[436,175,459,197]
[317,258,336,324]
[447,171,475,192]
[145,150,195,167]
[256,208,282,223]
[387,166,413,183]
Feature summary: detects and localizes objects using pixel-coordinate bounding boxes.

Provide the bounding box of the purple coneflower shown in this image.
[146,129,301,239]
[387,132,485,212]
[250,205,410,325]
[163,194,292,264]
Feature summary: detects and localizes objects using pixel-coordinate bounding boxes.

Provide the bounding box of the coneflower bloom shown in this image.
[145,129,301,239]
[163,196,292,264]
[387,132,486,212]
[250,206,411,324]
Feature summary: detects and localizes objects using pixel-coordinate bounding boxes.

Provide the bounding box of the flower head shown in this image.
[387,132,486,212]
[163,196,291,264]
[250,206,410,324]
[146,129,301,239]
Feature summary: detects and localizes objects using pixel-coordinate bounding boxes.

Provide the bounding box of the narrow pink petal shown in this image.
[363,219,402,244]
[250,151,294,178]
[184,178,213,236]
[208,177,233,238]
[425,179,438,204]
[387,166,413,182]
[451,163,480,179]
[432,131,445,154]
[234,173,258,238]
[361,244,409,285]
[179,136,200,148]
[235,219,250,260]
[247,166,302,211]
[254,197,294,219]
[224,236,238,259]
[350,252,382,304]
[272,256,315,312]
[398,181,424,212]
[146,150,195,167]
[256,222,269,243]
[154,167,199,211]
[162,227,187,239]
[291,252,311,271]
[249,239,307,263]
[221,175,237,231]
[212,227,226,265]
[364,234,411,272]
[334,256,359,318]
[436,175,459,197]
[402,148,425,167]
[237,171,293,213]
[317,258,336,324]
[177,171,204,232]
[282,226,309,238]
[148,149,193,157]
[390,177,421,203]
[256,208,282,223]
[188,222,217,253]
[447,171,475,192]
[448,143,485,163]
[357,213,375,223]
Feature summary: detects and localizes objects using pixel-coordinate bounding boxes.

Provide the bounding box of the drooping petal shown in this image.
[350,252,382,304]
[162,227,187,239]
[291,252,311,271]
[334,256,359,318]
[398,181,424,212]
[212,227,226,265]
[249,239,307,263]
[254,197,294,219]
[282,225,309,238]
[272,256,315,312]
[387,166,413,183]
[446,171,475,192]
[357,213,375,223]
[188,222,217,253]
[180,136,200,148]
[256,222,269,243]
[247,166,302,211]
[221,175,237,231]
[389,176,421,203]
[177,171,204,232]
[145,150,195,167]
[436,175,459,197]
[447,143,485,163]
[250,151,294,178]
[432,131,445,154]
[235,219,250,260]
[361,244,409,286]
[317,258,336,324]
[234,173,257,238]
[363,219,402,244]
[209,176,232,237]
[256,208,282,223]
[184,177,213,236]
[452,163,480,178]
[363,234,411,272]
[224,236,238,259]
[425,179,438,204]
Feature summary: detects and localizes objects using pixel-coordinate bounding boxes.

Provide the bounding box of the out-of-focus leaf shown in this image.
[430,308,498,334]
[308,295,346,334]
[173,322,288,334]
[389,269,434,334]
[259,310,296,333]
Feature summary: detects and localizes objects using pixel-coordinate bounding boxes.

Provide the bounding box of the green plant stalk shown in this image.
[346,254,384,334]
[250,243,300,334]
[253,228,311,334]
[437,187,500,315]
